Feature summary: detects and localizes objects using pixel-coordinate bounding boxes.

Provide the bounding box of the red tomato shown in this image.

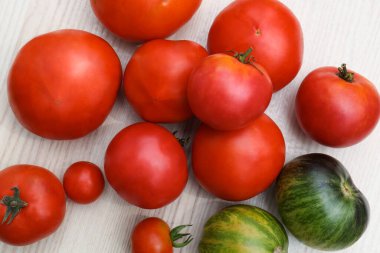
[90,0,202,42]
[124,39,208,123]
[296,64,380,147]
[192,114,285,201]
[8,29,122,140]
[104,123,188,209]
[63,161,105,204]
[208,0,303,92]
[187,50,272,131]
[0,165,66,246]
[132,217,192,253]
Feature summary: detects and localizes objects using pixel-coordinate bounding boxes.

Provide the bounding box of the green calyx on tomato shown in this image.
[1,187,28,225]
[170,224,193,248]
[337,64,355,83]
[233,47,254,64]
[172,131,191,147]
[231,47,264,75]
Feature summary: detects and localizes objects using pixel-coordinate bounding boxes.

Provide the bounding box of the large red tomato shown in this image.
[132,217,192,253]
[208,0,303,92]
[124,39,208,123]
[192,114,285,201]
[0,165,66,246]
[187,50,272,131]
[8,29,122,140]
[90,0,202,42]
[296,64,380,147]
[104,122,188,209]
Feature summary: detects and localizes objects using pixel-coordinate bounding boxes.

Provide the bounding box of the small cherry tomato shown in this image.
[132,217,192,253]
[124,39,208,123]
[192,114,285,201]
[296,64,380,147]
[187,48,272,131]
[208,0,303,92]
[104,122,188,209]
[90,0,202,42]
[63,161,105,204]
[0,165,66,246]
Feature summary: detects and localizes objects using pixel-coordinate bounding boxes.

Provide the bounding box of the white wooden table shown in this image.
[0,0,379,252]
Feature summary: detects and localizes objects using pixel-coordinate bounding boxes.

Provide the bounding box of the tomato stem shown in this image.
[0,187,28,225]
[337,64,354,83]
[173,131,191,147]
[170,224,193,248]
[234,47,253,64]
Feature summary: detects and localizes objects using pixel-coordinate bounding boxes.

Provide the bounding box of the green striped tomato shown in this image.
[199,205,288,253]
[275,153,369,250]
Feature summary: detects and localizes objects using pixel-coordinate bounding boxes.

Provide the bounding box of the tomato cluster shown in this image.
[1,0,379,252]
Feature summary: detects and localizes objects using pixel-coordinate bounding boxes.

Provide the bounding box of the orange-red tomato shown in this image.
[0,165,66,246]
[104,123,188,209]
[63,162,105,204]
[192,114,285,201]
[132,218,173,253]
[296,64,380,147]
[8,29,122,140]
[208,0,303,92]
[132,217,192,253]
[187,52,272,131]
[124,39,208,123]
[90,0,202,42]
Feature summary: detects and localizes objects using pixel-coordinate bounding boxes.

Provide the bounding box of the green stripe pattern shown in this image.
[275,153,369,250]
[199,205,288,253]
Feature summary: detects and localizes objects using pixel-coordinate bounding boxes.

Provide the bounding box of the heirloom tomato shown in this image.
[208,0,303,91]
[8,29,122,140]
[296,64,380,147]
[0,165,66,246]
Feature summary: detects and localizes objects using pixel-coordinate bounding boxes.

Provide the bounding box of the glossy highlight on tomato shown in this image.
[192,114,286,201]
[208,0,303,92]
[124,39,208,123]
[8,29,122,140]
[104,122,188,209]
[0,165,66,246]
[90,0,202,42]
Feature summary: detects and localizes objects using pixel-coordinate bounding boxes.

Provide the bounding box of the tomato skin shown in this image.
[207,0,303,92]
[192,114,285,201]
[0,165,66,246]
[295,66,380,147]
[63,162,105,204]
[8,29,122,140]
[187,53,272,131]
[132,218,173,253]
[90,0,202,42]
[124,40,208,123]
[104,122,188,209]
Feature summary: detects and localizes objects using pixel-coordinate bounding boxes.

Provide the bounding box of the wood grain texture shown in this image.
[0,0,379,252]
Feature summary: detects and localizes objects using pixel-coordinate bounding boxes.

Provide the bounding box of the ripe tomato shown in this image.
[63,161,105,204]
[8,29,122,140]
[207,0,303,92]
[187,49,272,131]
[124,39,208,123]
[90,0,202,42]
[296,64,380,147]
[132,217,192,253]
[104,122,188,209]
[192,114,285,201]
[0,165,66,246]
